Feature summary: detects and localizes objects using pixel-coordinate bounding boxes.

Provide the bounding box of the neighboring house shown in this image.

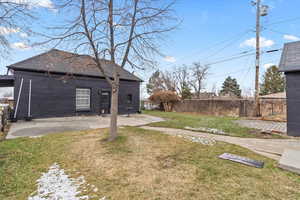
[0,49,142,120]
[260,92,286,99]
[218,91,240,99]
[191,92,216,99]
[279,41,300,136]
[141,99,160,110]
[0,97,14,109]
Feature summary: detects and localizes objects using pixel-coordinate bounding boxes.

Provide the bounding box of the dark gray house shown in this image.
[279,41,300,136]
[0,49,142,120]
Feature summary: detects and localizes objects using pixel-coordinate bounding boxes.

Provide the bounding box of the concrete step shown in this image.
[279,149,300,175]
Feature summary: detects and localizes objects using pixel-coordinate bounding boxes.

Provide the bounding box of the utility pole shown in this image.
[255,0,261,117]
[252,0,268,116]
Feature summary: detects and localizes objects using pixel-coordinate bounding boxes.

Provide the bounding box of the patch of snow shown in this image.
[173,133,215,145]
[185,126,227,135]
[29,135,43,139]
[28,163,95,200]
[178,134,216,146]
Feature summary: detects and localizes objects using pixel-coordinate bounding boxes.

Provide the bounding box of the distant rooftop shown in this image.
[260,92,286,99]
[279,41,300,72]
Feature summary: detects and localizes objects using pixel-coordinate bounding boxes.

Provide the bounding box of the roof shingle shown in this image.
[7,49,142,82]
[279,41,300,72]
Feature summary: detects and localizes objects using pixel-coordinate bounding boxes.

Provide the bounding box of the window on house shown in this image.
[76,88,91,110]
[127,94,133,104]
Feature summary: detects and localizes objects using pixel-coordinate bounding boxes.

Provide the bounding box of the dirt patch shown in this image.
[156,155,178,169]
[65,129,200,199]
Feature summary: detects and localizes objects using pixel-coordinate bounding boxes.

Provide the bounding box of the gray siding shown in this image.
[13,70,140,119]
[285,72,300,136]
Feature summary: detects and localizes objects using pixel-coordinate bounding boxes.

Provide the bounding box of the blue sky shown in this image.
[154,0,300,96]
[1,0,300,97]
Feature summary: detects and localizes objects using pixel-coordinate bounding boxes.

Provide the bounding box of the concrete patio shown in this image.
[7,114,164,139]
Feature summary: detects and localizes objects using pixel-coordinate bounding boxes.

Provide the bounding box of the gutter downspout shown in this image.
[27,79,32,119]
[13,78,23,120]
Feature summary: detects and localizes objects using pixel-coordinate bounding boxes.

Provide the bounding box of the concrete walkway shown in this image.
[7,114,164,139]
[141,126,300,160]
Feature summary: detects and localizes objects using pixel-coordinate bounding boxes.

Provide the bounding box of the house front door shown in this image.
[100,90,111,114]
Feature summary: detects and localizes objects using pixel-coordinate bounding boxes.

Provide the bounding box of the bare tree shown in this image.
[173,65,191,98]
[0,1,34,56]
[161,71,176,92]
[190,62,209,98]
[40,0,178,141]
[146,70,176,95]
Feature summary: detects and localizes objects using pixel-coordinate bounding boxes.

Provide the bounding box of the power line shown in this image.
[199,30,252,62]
[265,27,300,38]
[205,52,255,66]
[161,29,252,68]
[203,48,281,66]
[264,16,300,27]
[208,68,251,79]
[204,50,255,64]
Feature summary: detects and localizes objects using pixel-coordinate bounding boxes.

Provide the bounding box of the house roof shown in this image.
[260,92,286,99]
[7,49,142,82]
[0,75,14,87]
[279,41,300,72]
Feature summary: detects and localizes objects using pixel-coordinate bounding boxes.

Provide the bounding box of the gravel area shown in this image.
[235,120,287,133]
[178,134,216,145]
[141,126,300,160]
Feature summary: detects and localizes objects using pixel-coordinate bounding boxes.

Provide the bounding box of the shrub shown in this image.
[149,91,180,112]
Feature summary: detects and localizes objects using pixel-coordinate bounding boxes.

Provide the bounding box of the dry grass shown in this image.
[63,127,300,200]
[1,127,300,199]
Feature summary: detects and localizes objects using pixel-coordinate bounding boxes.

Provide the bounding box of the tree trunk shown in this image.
[109,67,119,141]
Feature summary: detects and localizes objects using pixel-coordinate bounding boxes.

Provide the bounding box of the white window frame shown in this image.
[76,88,91,111]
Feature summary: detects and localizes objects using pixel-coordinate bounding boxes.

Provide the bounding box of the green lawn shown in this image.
[1,127,299,200]
[143,110,285,138]
[0,132,74,200]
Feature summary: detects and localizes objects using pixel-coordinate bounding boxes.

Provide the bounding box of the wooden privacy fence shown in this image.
[259,98,287,121]
[173,99,255,117]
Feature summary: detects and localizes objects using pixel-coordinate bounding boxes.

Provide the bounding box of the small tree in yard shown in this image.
[220,76,241,98]
[41,0,178,141]
[260,65,285,95]
[149,91,180,112]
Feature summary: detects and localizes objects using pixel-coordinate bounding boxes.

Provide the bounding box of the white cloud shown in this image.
[20,32,28,38]
[283,34,300,41]
[34,0,54,8]
[0,27,20,35]
[163,56,176,63]
[240,37,275,48]
[263,63,275,69]
[5,0,54,9]
[11,42,31,50]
